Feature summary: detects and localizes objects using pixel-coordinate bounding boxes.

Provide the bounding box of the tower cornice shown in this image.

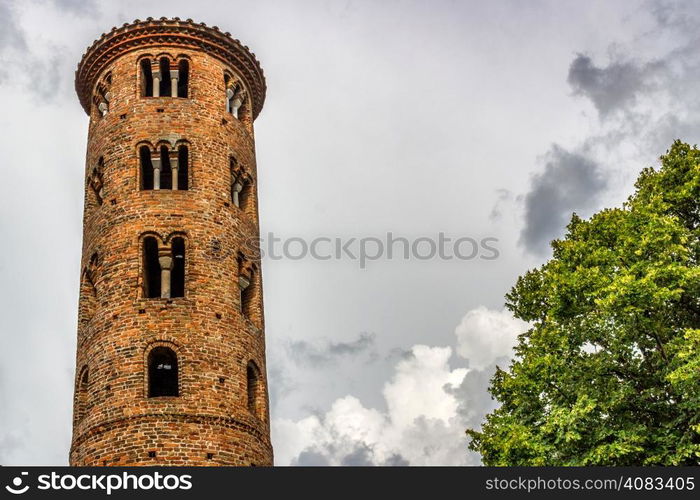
[75,17,267,118]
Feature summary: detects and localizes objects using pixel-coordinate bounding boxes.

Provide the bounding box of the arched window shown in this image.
[80,252,100,323]
[79,269,97,323]
[171,237,186,298]
[177,145,189,190]
[159,145,173,190]
[241,271,255,319]
[224,73,247,120]
[239,179,253,213]
[177,60,189,98]
[142,236,161,298]
[148,347,179,397]
[246,361,262,418]
[140,146,154,190]
[159,57,171,97]
[88,157,104,208]
[140,59,153,97]
[76,366,89,421]
[230,156,252,211]
[238,255,257,324]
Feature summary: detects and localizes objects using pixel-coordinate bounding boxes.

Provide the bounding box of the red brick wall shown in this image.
[70,30,272,466]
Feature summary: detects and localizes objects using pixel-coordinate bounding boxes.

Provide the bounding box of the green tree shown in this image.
[468,140,700,465]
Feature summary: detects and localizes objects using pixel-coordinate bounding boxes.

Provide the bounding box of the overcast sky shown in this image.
[1,0,698,466]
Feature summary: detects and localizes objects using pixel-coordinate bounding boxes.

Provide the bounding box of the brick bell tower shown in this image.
[70,18,272,466]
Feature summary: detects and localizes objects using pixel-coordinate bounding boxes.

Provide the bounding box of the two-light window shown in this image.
[142,236,186,299]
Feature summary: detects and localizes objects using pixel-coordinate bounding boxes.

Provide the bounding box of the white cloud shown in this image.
[454,306,529,370]
[272,345,469,465]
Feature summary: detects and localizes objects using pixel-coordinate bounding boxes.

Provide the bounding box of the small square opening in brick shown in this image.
[139,309,146,314]
[148,451,156,458]
[156,108,164,113]
[215,313,222,319]
[218,377,225,384]
[206,453,214,460]
[221,118,228,125]
[110,199,117,205]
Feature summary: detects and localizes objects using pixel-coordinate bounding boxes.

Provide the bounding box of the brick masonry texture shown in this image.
[70,18,273,466]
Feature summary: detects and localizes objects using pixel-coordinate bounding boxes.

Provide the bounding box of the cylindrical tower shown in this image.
[70,18,272,466]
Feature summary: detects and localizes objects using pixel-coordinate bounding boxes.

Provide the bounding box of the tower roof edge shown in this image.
[75,18,266,118]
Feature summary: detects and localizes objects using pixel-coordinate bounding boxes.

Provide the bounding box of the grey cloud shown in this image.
[489,189,512,222]
[567,54,662,117]
[266,364,297,412]
[340,444,374,466]
[383,453,409,466]
[292,443,410,466]
[0,1,26,51]
[446,360,505,430]
[286,332,376,366]
[519,145,607,256]
[293,449,330,466]
[52,0,100,16]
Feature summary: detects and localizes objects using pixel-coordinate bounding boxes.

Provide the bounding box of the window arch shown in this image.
[76,366,89,421]
[148,346,179,397]
[246,361,263,418]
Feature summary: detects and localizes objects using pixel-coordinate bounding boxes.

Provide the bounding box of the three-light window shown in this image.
[140,58,189,98]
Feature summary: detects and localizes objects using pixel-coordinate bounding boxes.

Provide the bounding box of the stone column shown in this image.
[170,69,179,97]
[159,253,174,299]
[152,61,161,97]
[152,156,161,190]
[232,180,243,207]
[171,154,179,191]
[231,97,242,119]
[238,275,250,310]
[98,101,108,116]
[226,87,234,113]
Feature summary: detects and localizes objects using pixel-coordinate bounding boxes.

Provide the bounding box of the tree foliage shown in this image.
[467,141,700,465]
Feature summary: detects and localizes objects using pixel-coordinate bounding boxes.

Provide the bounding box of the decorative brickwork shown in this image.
[70,18,272,467]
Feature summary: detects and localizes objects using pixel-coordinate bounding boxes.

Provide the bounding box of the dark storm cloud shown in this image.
[567,54,660,117]
[286,332,376,366]
[519,145,608,256]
